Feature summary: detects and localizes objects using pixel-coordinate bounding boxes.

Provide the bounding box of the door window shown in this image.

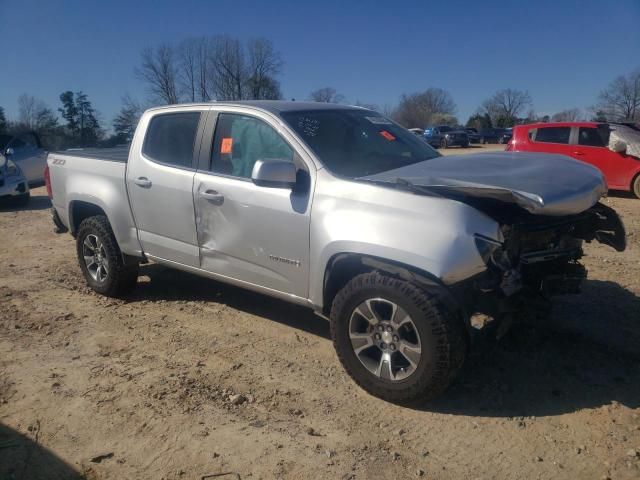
[142,112,201,168]
[578,127,608,147]
[533,127,571,144]
[210,113,294,178]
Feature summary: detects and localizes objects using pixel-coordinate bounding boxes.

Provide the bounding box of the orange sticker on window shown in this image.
[221,137,233,154]
[379,130,396,141]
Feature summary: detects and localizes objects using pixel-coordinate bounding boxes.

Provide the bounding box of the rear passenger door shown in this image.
[126,108,207,267]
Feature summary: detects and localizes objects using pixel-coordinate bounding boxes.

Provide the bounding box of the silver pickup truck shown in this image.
[47,101,626,403]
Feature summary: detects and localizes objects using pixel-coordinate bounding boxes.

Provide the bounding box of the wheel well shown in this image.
[69,201,107,236]
[322,253,459,317]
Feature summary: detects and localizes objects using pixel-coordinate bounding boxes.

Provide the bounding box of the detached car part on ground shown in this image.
[0,152,30,205]
[46,102,627,404]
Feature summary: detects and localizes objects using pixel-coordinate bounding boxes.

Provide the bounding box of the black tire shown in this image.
[440,138,448,149]
[632,174,640,199]
[330,272,466,403]
[76,215,139,297]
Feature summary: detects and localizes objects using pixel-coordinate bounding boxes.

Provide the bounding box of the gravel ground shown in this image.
[1,148,639,479]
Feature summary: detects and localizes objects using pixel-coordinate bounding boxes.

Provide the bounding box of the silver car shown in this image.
[0,152,30,205]
[0,132,48,184]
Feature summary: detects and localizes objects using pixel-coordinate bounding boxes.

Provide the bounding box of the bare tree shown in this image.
[392,88,457,127]
[308,87,345,103]
[113,94,144,142]
[596,69,640,121]
[136,44,180,104]
[211,35,246,101]
[177,39,198,102]
[551,108,583,122]
[18,94,57,131]
[480,88,532,127]
[246,38,283,100]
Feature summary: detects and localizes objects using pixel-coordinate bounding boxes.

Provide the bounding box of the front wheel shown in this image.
[76,215,139,297]
[632,174,640,199]
[330,272,466,403]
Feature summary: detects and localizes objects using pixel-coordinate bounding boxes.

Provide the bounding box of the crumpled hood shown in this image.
[361,151,607,216]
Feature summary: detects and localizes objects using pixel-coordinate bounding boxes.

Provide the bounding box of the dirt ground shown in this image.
[1,146,639,479]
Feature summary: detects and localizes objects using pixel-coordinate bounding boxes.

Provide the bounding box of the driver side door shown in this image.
[192,109,313,299]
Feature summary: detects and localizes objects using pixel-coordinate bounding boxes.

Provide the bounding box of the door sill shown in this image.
[145,254,313,308]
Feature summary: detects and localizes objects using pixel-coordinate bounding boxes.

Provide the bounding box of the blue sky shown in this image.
[1,0,639,130]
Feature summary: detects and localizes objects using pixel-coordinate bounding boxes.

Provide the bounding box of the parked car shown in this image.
[508,122,640,197]
[0,151,30,205]
[424,125,469,148]
[0,132,48,184]
[47,101,626,403]
[478,128,511,144]
[464,128,481,144]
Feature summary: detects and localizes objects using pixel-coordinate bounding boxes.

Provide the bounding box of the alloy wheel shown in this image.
[348,298,422,381]
[82,234,109,283]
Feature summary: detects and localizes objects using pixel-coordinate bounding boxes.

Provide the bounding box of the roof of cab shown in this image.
[146,100,367,115]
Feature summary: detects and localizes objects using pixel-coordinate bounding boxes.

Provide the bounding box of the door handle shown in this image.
[134,177,152,188]
[200,190,224,205]
[572,151,585,156]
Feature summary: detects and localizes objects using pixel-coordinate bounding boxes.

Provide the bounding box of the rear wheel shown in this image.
[330,272,466,403]
[632,174,640,199]
[76,215,139,297]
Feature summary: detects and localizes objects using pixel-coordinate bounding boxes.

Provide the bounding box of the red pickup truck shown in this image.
[507,122,640,198]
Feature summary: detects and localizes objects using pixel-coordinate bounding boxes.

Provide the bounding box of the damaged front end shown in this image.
[469,202,626,336]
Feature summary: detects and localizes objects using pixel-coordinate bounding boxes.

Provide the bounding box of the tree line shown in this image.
[0,33,638,150]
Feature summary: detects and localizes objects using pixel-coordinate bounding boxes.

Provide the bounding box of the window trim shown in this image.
[141,110,206,171]
[201,110,300,181]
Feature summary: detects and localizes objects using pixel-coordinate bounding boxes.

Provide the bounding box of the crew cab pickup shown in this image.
[47,101,627,403]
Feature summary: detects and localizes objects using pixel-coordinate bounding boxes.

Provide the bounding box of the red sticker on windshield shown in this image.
[379,130,396,141]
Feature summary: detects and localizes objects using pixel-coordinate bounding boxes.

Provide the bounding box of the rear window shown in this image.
[142,112,201,168]
[533,127,571,144]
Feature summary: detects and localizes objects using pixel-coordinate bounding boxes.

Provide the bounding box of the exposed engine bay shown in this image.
[469,202,626,337]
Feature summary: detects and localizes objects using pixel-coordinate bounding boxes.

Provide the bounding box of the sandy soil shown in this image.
[1,149,639,479]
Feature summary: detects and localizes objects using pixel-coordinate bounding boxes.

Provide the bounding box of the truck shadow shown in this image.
[0,423,84,480]
[130,265,639,417]
[0,195,51,212]
[421,279,640,417]
[130,263,330,340]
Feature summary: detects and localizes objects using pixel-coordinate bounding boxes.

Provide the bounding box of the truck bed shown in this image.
[47,149,143,257]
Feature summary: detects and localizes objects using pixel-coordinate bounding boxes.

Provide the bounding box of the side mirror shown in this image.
[4,147,14,157]
[609,140,627,154]
[251,158,297,188]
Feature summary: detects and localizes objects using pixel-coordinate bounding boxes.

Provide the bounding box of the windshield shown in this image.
[281,109,441,177]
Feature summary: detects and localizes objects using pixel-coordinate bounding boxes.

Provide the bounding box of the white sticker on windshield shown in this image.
[365,116,393,125]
